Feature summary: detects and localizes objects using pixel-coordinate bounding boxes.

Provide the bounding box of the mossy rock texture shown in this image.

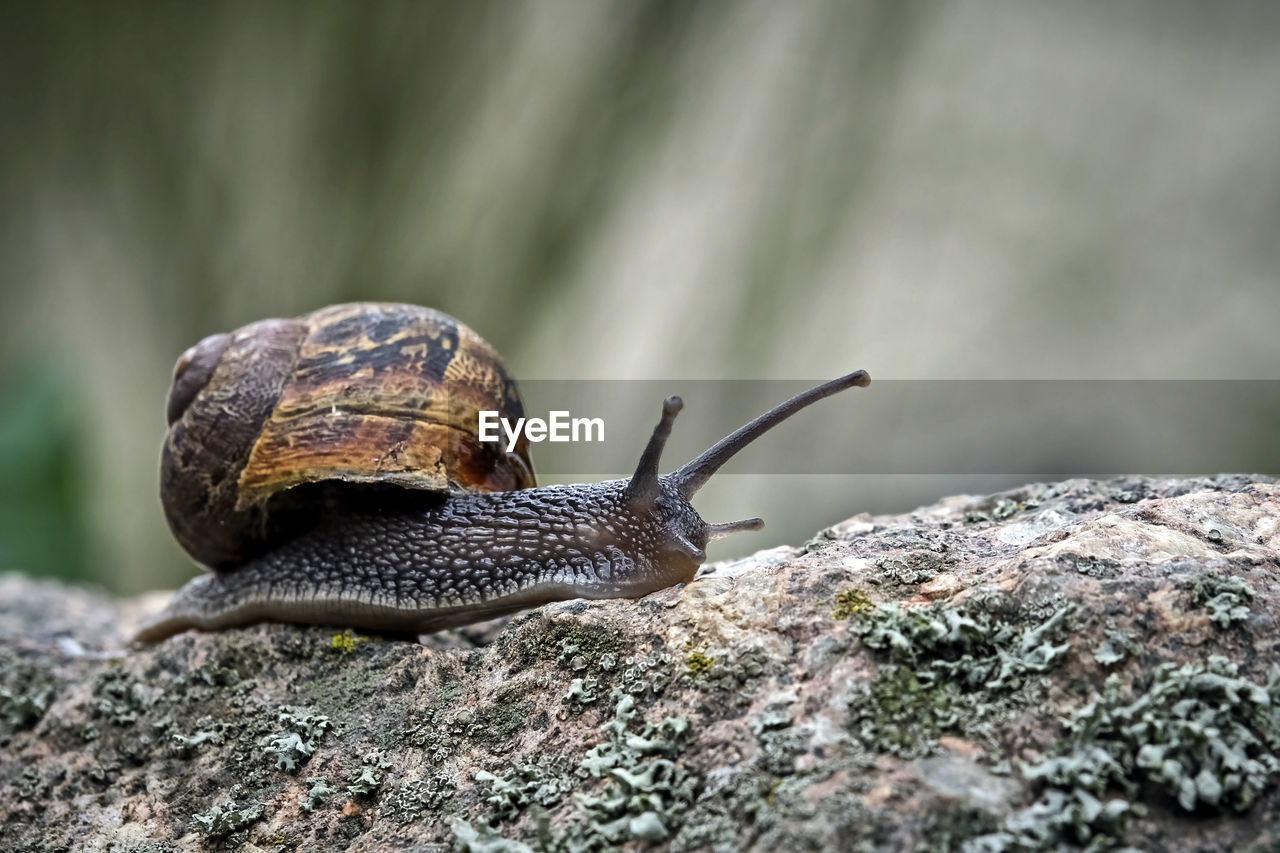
[2,475,1279,852]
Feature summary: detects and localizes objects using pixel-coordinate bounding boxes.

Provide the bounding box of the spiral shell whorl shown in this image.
[159,303,534,569]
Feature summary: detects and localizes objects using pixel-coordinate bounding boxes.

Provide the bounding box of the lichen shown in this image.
[170,720,227,756]
[1066,555,1122,579]
[190,798,265,837]
[3,477,1277,853]
[917,805,1003,853]
[382,774,458,824]
[992,499,1020,520]
[751,709,806,775]
[564,677,601,707]
[847,600,1073,755]
[90,667,148,726]
[1035,656,1280,813]
[262,706,332,772]
[300,776,335,813]
[401,696,536,763]
[1090,629,1139,668]
[0,685,53,738]
[964,788,1130,852]
[473,699,533,749]
[453,818,534,853]
[505,616,627,672]
[876,554,940,585]
[831,588,874,620]
[1190,571,1255,628]
[475,760,575,820]
[852,600,1073,689]
[848,665,960,758]
[466,690,695,850]
[965,655,1280,851]
[347,750,392,796]
[685,649,715,677]
[191,642,264,686]
[565,692,694,847]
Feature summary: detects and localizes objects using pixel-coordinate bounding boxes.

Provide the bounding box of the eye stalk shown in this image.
[622,395,684,507]
[622,370,871,543]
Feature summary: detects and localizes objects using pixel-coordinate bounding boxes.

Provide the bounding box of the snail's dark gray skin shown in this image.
[135,370,870,643]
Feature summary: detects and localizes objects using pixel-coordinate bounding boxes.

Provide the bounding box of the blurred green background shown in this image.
[1,1,1278,596]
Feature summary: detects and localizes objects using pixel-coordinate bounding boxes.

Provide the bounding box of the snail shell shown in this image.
[160,302,535,569]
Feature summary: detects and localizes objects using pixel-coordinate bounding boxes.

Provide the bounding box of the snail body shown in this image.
[137,303,869,643]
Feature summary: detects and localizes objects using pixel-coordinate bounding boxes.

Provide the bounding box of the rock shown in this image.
[1,475,1278,851]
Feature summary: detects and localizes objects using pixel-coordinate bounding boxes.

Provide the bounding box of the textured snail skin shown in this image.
[135,479,704,643]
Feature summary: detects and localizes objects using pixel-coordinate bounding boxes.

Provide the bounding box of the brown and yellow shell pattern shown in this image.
[238,303,533,503]
[160,302,534,569]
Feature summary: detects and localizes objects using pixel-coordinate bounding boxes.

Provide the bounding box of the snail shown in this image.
[136,302,869,643]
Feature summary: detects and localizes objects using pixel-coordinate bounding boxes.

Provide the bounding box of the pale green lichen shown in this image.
[347,750,392,796]
[992,499,1020,520]
[300,777,335,813]
[618,651,675,696]
[0,686,52,735]
[453,818,534,853]
[1191,571,1255,628]
[1069,556,1122,579]
[475,761,575,820]
[917,806,1004,853]
[848,600,1073,756]
[563,677,601,707]
[0,651,57,745]
[170,725,225,755]
[90,667,148,726]
[1091,629,1140,668]
[751,709,806,776]
[190,799,265,837]
[262,706,332,772]
[347,764,381,796]
[265,732,312,772]
[1040,656,1280,813]
[383,774,458,824]
[565,692,693,846]
[876,554,940,585]
[967,656,1280,851]
[465,691,694,850]
[963,788,1130,852]
[852,601,1072,689]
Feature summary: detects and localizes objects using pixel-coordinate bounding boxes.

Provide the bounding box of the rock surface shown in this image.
[2,475,1278,852]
